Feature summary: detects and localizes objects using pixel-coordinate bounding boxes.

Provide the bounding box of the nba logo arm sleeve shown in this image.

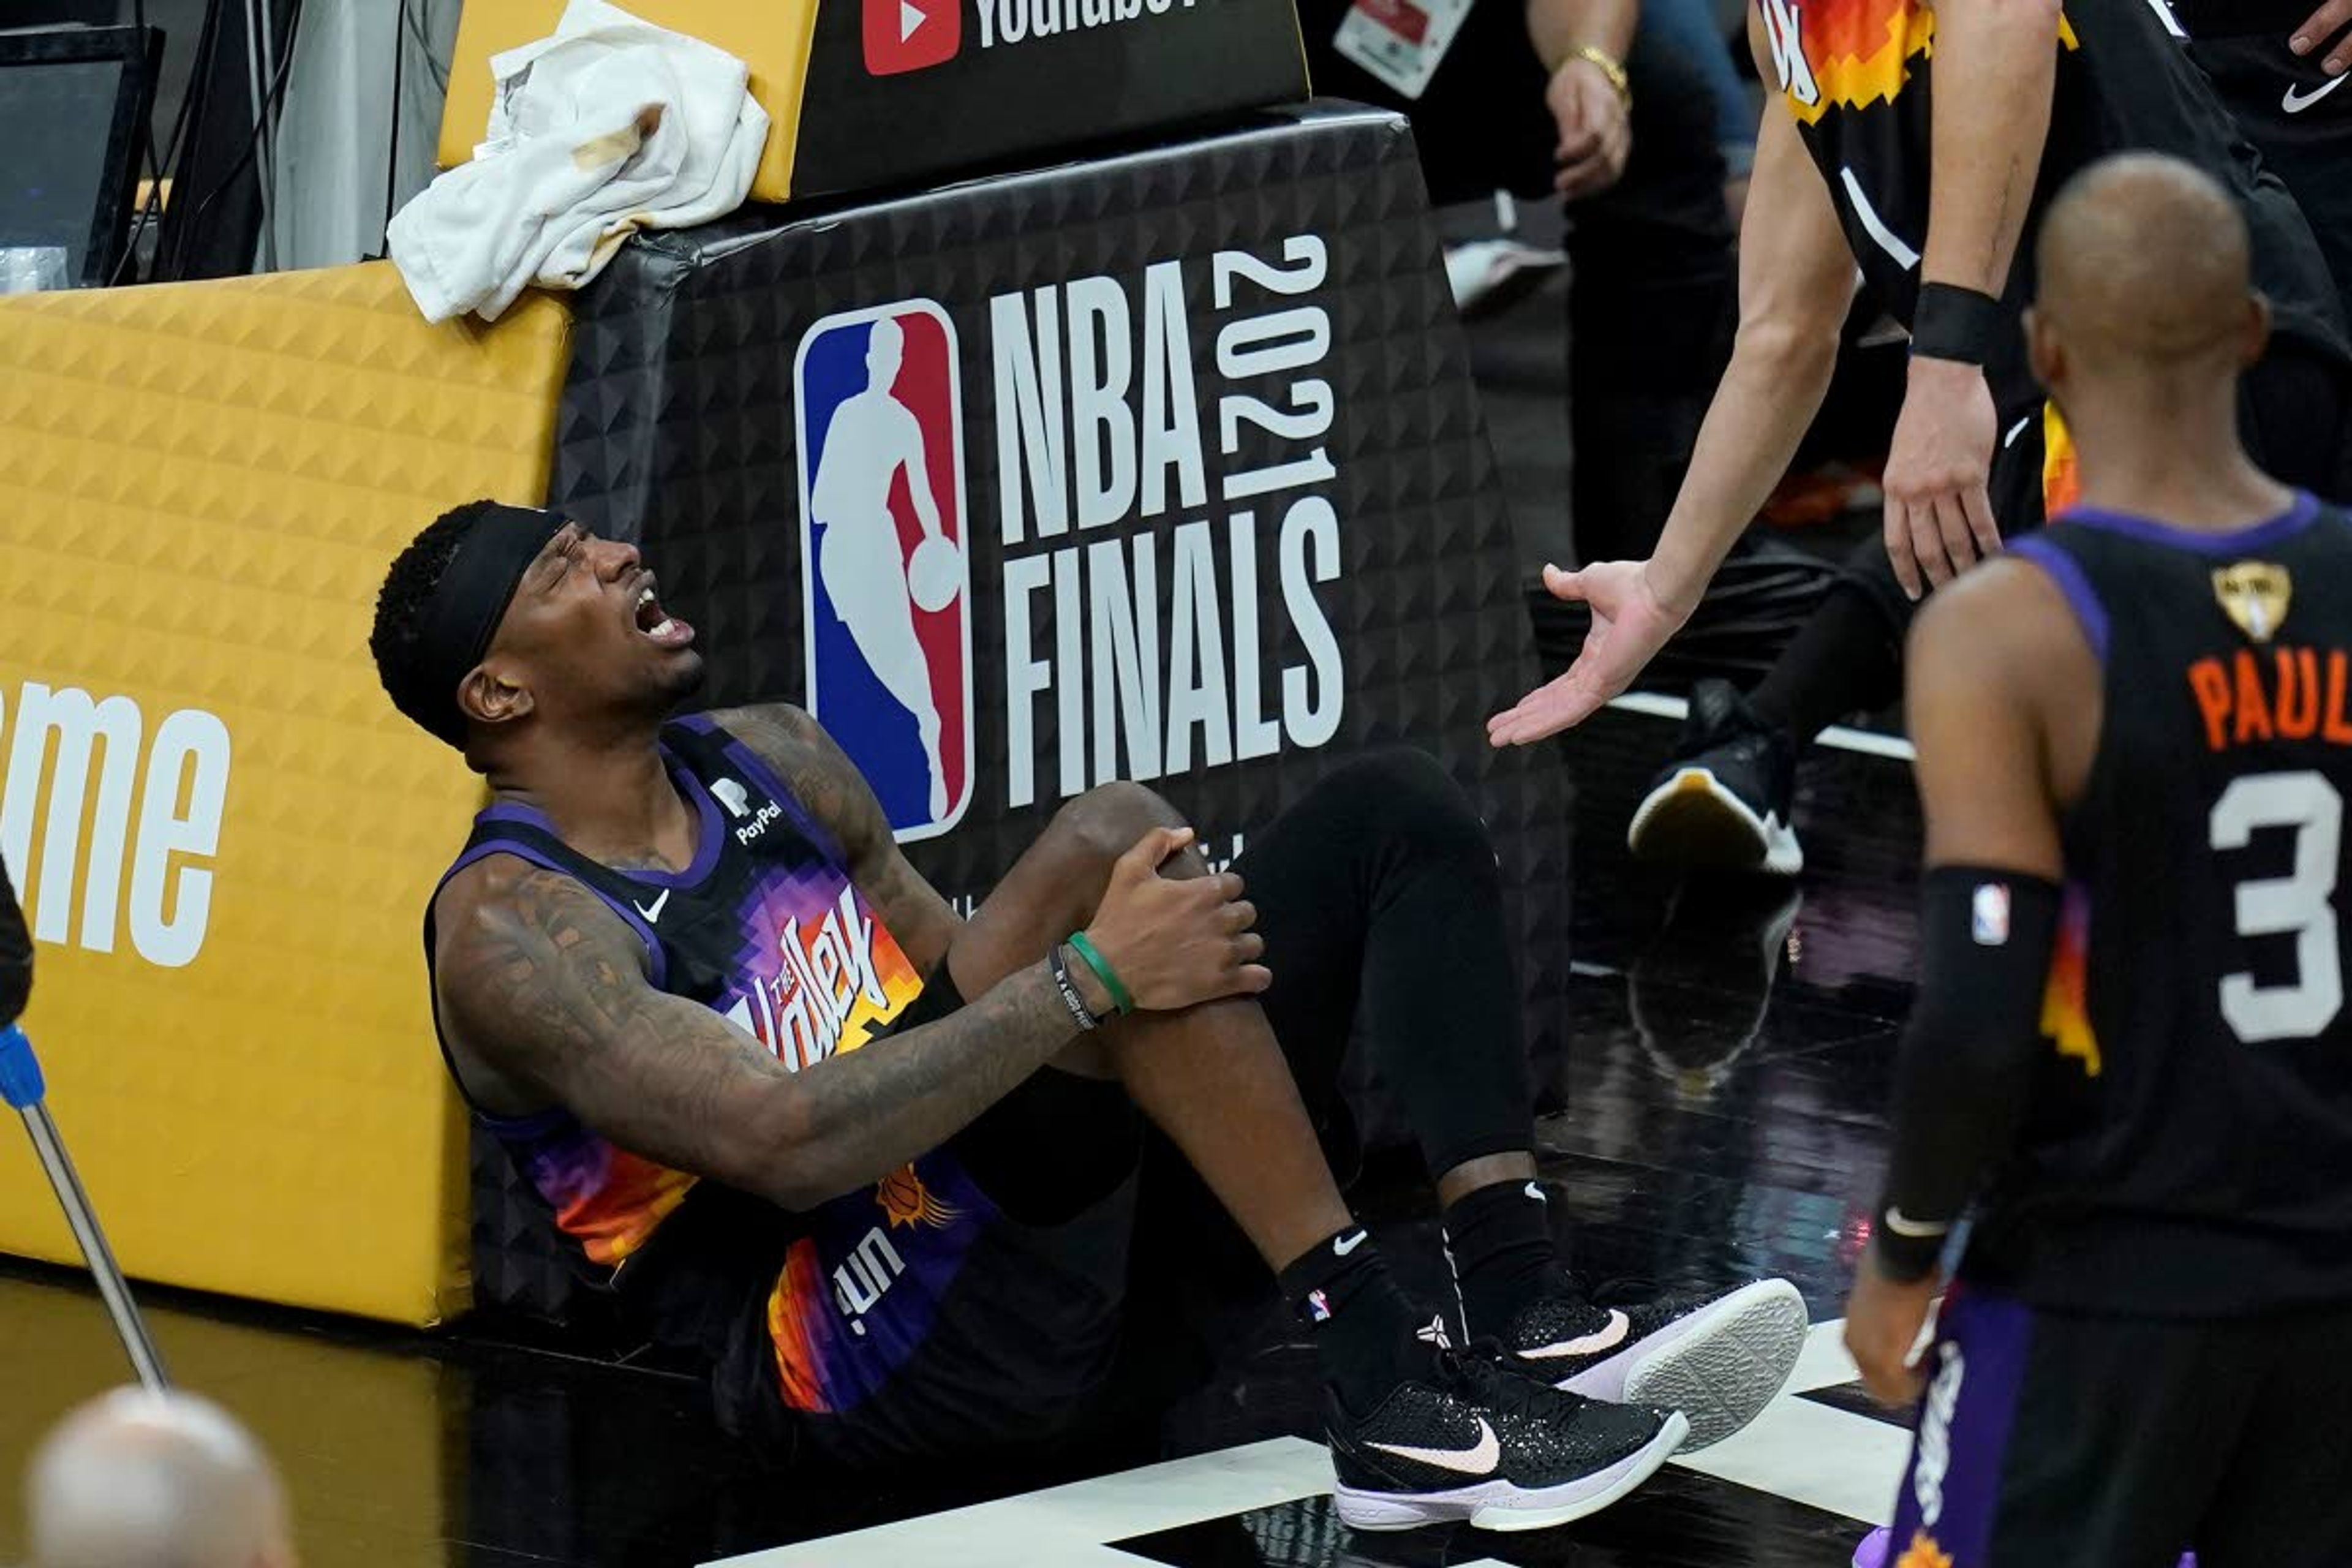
[1875,543,2105,1280]
[1875,867,2064,1280]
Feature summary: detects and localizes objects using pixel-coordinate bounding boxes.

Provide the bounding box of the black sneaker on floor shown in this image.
[1627,680,1803,875]
[1502,1276,1808,1452]
[1329,1333,1687,1533]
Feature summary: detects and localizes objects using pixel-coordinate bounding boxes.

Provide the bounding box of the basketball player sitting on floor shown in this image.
[368,501,1809,1531]
[1846,155,2352,1567]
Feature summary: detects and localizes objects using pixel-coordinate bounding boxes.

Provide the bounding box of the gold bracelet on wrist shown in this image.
[1565,44,1632,111]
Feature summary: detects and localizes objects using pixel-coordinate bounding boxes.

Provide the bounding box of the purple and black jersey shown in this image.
[424,714,998,1414]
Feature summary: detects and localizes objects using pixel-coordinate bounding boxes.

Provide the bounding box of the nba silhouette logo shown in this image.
[796,301,973,842]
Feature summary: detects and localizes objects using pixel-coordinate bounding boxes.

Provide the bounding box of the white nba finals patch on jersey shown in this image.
[2213,562,2291,643]
[1973,883,2011,946]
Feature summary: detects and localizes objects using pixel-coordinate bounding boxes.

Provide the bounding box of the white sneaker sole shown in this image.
[1333,1410,1689,1533]
[1558,1279,1809,1452]
[1627,767,1804,876]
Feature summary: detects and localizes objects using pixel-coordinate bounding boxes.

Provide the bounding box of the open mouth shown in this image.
[633,582,694,648]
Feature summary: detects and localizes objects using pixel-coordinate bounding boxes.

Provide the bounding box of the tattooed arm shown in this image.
[434,855,1079,1210]
[708,704,959,973]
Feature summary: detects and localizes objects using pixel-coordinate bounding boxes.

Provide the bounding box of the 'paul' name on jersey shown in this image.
[2188,646,2352,752]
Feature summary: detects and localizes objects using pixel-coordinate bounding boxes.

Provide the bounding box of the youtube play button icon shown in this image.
[865,0,962,74]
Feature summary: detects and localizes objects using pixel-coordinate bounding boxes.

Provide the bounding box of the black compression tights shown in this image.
[1237,748,1536,1177]
[957,748,1535,1226]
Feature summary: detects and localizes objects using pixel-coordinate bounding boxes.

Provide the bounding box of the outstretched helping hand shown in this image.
[1488,560,1692,747]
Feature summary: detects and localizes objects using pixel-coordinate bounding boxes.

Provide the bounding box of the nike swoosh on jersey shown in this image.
[1333,1230,1369,1256]
[1520,1308,1632,1360]
[1882,1207,1952,1239]
[2285,74,2349,113]
[635,889,672,923]
[1367,1419,1501,1477]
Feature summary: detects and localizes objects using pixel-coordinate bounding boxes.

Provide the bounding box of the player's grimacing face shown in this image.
[500,524,704,719]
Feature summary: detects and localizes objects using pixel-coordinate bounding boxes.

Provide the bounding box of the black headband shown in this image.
[397,503,568,748]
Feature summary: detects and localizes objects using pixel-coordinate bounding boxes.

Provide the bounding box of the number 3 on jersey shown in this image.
[2211,771,2344,1042]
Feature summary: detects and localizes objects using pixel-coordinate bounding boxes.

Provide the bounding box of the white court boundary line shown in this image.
[704,1322,1903,1566]
[705,1436,1337,1568]
[1605,692,1918,763]
[1675,1318,1906,1528]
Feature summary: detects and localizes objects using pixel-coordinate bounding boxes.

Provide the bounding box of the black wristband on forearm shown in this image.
[1048,945,1103,1033]
[1910,282,2005,367]
[1872,1208,1950,1283]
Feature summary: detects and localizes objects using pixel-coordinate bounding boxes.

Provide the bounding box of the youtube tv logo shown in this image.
[866,0,961,73]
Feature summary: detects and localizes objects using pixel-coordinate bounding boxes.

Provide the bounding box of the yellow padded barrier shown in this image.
[440,0,811,204]
[0,262,570,1325]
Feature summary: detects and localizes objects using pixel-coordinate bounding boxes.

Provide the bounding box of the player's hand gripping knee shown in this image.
[1082,827,1271,1011]
[2294,0,2352,75]
[1883,358,2002,600]
[1488,559,1692,746]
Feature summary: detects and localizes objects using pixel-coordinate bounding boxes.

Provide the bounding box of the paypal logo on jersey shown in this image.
[795,301,974,842]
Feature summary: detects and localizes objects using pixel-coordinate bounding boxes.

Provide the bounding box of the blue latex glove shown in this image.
[0,1024,43,1111]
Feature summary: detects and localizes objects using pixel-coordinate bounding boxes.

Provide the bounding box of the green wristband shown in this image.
[1066,930,1134,1016]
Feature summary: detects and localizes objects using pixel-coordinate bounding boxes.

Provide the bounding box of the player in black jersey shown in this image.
[1845,155,2352,1567]
[1489,0,2352,881]
[2177,0,2352,329]
[366,502,1812,1527]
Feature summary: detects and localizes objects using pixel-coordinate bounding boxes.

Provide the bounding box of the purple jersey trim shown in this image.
[474,1102,576,1141]
[2060,490,2320,556]
[2005,535,2110,665]
[475,745,728,892]
[445,839,669,993]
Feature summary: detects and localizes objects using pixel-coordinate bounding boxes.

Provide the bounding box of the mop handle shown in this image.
[1,1024,172,1392]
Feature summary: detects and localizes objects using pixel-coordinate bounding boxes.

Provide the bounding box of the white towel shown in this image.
[388,0,769,323]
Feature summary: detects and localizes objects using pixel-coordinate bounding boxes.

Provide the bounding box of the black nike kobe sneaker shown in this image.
[1501,1276,1809,1451]
[1328,1329,1687,1532]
